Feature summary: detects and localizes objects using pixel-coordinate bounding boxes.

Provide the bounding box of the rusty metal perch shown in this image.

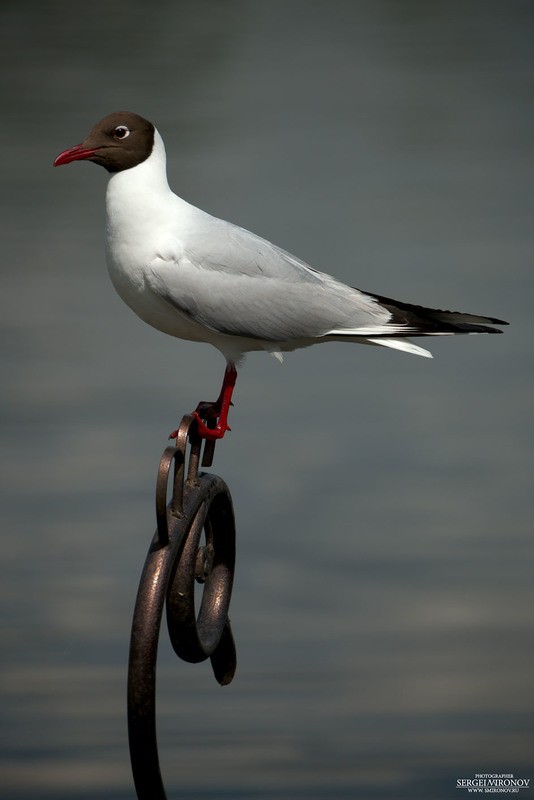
[128,414,237,799]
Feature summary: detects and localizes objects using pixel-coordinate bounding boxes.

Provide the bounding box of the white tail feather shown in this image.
[366,337,433,359]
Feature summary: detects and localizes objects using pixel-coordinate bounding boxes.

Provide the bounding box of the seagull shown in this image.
[54,112,507,441]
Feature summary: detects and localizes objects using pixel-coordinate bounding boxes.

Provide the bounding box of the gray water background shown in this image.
[1,1,533,798]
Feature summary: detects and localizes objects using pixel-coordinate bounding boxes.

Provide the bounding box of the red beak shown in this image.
[53,143,99,167]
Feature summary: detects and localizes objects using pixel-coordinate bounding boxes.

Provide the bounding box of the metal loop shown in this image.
[166,490,235,663]
[128,415,237,799]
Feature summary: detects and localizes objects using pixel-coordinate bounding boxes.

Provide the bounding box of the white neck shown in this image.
[104,126,199,270]
[107,127,171,197]
[105,127,183,245]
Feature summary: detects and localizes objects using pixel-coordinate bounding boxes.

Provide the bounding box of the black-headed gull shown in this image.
[54,112,507,440]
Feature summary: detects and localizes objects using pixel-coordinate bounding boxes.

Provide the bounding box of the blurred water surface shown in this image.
[1,1,533,798]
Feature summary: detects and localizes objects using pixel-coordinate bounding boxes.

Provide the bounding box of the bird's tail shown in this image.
[335,291,508,358]
[369,291,508,335]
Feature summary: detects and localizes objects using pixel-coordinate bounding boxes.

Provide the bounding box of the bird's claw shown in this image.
[168,364,237,443]
[168,406,231,442]
[192,411,231,441]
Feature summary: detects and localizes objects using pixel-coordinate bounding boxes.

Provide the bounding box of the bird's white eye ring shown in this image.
[113,125,130,140]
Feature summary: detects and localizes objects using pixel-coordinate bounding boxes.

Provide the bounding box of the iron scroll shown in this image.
[128,414,237,799]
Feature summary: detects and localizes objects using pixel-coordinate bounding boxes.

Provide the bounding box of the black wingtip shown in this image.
[361,289,509,335]
[477,326,504,334]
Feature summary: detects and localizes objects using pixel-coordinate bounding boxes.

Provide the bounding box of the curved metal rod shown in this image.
[128,416,237,799]
[166,486,235,663]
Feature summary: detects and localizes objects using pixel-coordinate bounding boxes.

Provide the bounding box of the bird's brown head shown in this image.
[53,111,155,173]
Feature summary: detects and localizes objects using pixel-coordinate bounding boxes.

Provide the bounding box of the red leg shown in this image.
[190,364,238,441]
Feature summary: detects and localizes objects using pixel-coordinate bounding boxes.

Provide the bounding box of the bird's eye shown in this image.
[113,125,130,140]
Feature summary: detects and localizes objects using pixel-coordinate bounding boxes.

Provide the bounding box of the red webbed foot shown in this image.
[192,408,231,441]
[169,364,237,443]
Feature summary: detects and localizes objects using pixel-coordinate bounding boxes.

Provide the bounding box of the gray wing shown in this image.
[147,214,391,342]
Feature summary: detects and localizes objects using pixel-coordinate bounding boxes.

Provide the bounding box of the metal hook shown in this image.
[128,415,237,799]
